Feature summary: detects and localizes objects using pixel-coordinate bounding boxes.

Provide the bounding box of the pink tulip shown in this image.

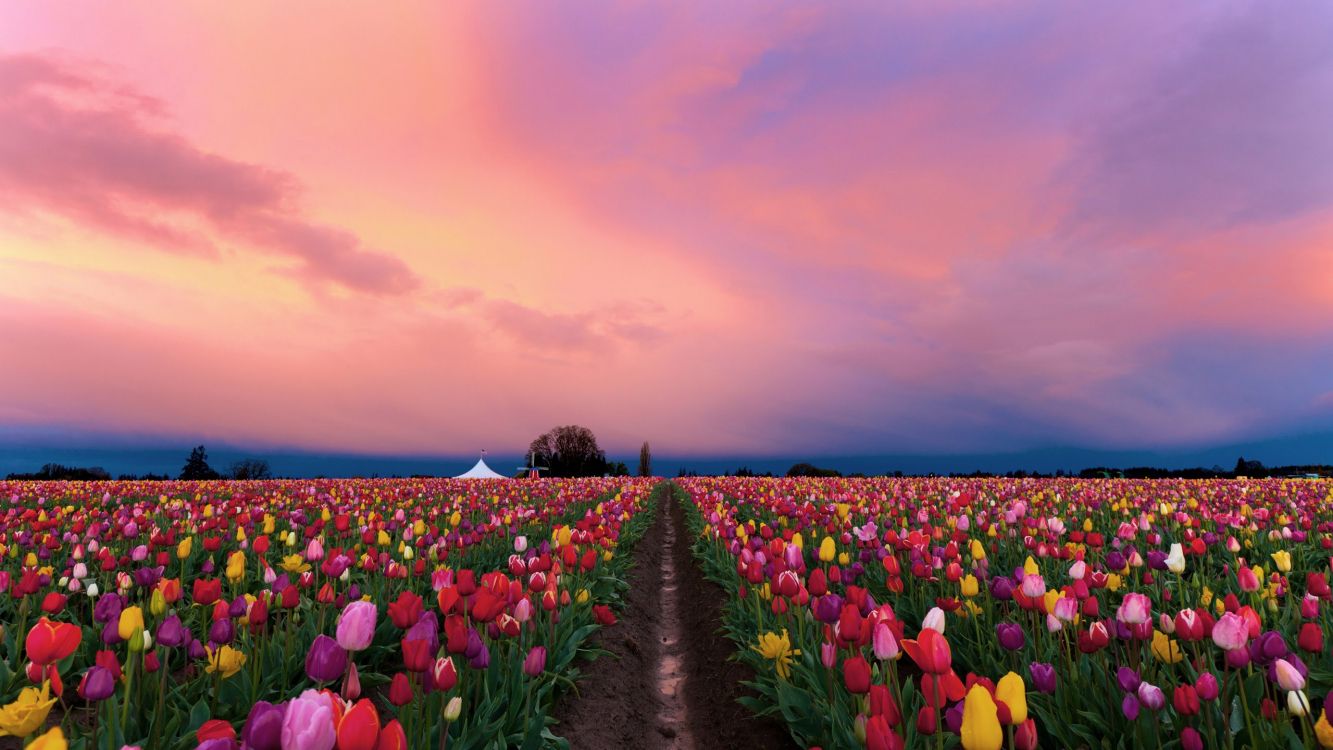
[1212,612,1248,651]
[1274,658,1305,692]
[872,622,899,661]
[336,601,377,652]
[282,689,337,750]
[1117,593,1151,625]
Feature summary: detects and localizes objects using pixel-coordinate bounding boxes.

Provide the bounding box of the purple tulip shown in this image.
[1145,550,1167,571]
[1030,662,1057,694]
[813,595,844,624]
[229,596,249,619]
[305,634,348,683]
[1250,631,1288,666]
[78,665,116,701]
[405,612,439,653]
[94,593,123,623]
[989,577,1014,601]
[209,618,235,645]
[188,637,208,661]
[156,614,188,648]
[242,701,286,750]
[101,620,123,645]
[945,700,964,734]
[197,740,238,750]
[1116,667,1141,693]
[1181,727,1203,750]
[1106,551,1126,570]
[996,622,1025,651]
[1122,693,1141,720]
[465,628,484,660]
[469,642,491,670]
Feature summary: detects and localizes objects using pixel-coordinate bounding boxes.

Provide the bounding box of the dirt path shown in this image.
[556,485,793,750]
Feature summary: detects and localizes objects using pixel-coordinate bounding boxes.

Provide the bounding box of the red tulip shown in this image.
[337,698,380,750]
[193,578,222,606]
[197,719,237,743]
[389,591,424,629]
[374,719,408,750]
[444,616,469,655]
[1014,718,1039,750]
[432,657,458,692]
[1299,622,1324,654]
[389,672,414,706]
[470,588,506,622]
[40,592,67,615]
[402,638,433,673]
[901,629,951,674]
[25,617,81,666]
[1173,684,1200,715]
[866,714,903,750]
[592,604,617,626]
[843,655,871,694]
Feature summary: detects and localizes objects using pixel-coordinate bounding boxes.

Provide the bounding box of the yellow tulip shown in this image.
[177,536,193,560]
[960,684,1003,750]
[1022,556,1038,576]
[818,537,836,563]
[205,645,247,679]
[1151,630,1183,663]
[1271,550,1292,573]
[150,588,167,617]
[280,554,310,574]
[225,551,246,582]
[960,575,979,598]
[27,726,66,750]
[1316,713,1333,749]
[969,539,986,560]
[0,682,57,738]
[838,552,850,566]
[118,606,145,641]
[995,672,1027,724]
[752,630,800,680]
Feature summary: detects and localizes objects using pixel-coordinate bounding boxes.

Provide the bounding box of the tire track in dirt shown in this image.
[557,485,792,749]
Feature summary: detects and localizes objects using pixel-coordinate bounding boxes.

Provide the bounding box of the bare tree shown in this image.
[638,441,652,477]
[230,458,273,480]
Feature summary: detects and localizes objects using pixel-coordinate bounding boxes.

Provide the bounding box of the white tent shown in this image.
[454,456,507,479]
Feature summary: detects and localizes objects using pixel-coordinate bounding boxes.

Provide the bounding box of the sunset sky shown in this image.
[2,2,1332,466]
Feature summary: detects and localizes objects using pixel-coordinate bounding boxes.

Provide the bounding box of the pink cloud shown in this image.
[0,52,418,294]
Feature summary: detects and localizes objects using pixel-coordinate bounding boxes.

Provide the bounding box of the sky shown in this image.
[2,1,1333,469]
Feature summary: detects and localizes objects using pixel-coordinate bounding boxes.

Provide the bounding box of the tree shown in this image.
[230,458,272,480]
[786,462,842,478]
[527,425,608,478]
[638,441,652,477]
[179,445,220,481]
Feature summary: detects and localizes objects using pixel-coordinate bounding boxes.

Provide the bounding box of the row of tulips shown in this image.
[678,476,1333,749]
[0,476,660,749]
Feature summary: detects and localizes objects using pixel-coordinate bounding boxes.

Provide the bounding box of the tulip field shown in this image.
[0,477,657,749]
[678,476,1333,750]
[4,475,1333,749]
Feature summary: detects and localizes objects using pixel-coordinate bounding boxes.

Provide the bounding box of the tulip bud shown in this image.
[443,696,462,722]
[1290,690,1311,717]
